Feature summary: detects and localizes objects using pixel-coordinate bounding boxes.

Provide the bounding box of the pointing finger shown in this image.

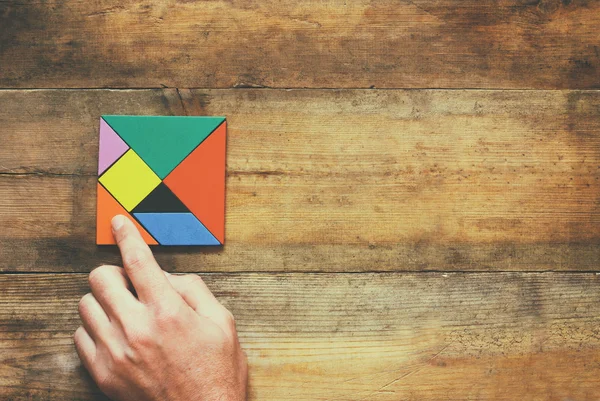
[112,215,177,304]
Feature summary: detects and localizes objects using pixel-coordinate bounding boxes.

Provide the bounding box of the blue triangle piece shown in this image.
[134,213,221,246]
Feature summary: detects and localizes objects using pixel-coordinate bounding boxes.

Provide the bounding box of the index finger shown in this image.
[111,215,178,304]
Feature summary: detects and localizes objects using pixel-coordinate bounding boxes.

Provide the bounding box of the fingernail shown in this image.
[111,215,125,231]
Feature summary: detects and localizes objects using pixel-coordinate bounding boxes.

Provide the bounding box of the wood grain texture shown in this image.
[0,89,598,272]
[1,272,600,400]
[1,0,599,89]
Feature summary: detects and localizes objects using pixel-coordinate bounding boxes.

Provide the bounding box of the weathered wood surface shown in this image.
[1,273,600,400]
[1,0,599,89]
[0,89,598,272]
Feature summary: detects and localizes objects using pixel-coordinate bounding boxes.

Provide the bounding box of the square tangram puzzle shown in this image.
[97,116,226,246]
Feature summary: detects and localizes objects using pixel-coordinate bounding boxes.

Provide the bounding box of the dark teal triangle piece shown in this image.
[102,116,225,179]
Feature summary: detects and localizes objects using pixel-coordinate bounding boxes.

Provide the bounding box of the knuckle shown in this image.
[73,326,85,343]
[126,327,154,351]
[215,308,238,340]
[221,308,236,327]
[153,301,183,327]
[180,274,203,294]
[120,309,151,345]
[213,328,233,350]
[124,248,151,273]
[156,306,178,325]
[88,266,108,287]
[94,373,108,389]
[203,318,233,347]
[185,274,203,285]
[78,293,94,315]
[109,347,128,366]
[89,265,121,288]
[94,370,113,392]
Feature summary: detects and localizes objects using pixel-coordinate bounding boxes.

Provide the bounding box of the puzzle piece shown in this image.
[98,118,129,175]
[99,149,161,211]
[97,184,158,245]
[164,121,227,243]
[102,115,225,179]
[132,183,189,213]
[134,213,221,246]
[97,116,227,246]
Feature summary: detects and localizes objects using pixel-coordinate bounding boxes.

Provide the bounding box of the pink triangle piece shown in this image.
[98,118,129,175]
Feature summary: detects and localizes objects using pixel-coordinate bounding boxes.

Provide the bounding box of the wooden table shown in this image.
[1,1,599,400]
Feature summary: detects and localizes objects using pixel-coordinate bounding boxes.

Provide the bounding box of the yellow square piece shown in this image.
[99,149,161,211]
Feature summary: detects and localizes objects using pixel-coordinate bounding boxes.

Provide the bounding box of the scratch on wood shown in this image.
[84,5,125,17]
[289,17,322,28]
[175,88,188,116]
[355,344,450,401]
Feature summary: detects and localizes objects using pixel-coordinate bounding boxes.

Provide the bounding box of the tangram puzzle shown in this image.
[97,116,226,246]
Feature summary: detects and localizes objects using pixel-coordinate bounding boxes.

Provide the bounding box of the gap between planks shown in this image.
[1,88,600,92]
[1,271,600,276]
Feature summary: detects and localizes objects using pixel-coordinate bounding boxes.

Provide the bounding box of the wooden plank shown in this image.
[1,272,600,400]
[0,89,598,272]
[1,174,599,272]
[0,1,599,89]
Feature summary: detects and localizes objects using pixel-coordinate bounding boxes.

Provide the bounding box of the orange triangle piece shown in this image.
[96,183,158,245]
[164,121,226,243]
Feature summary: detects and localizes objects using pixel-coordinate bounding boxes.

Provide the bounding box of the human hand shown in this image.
[75,215,247,401]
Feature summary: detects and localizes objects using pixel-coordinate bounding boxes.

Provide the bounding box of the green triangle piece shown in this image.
[102,116,225,179]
